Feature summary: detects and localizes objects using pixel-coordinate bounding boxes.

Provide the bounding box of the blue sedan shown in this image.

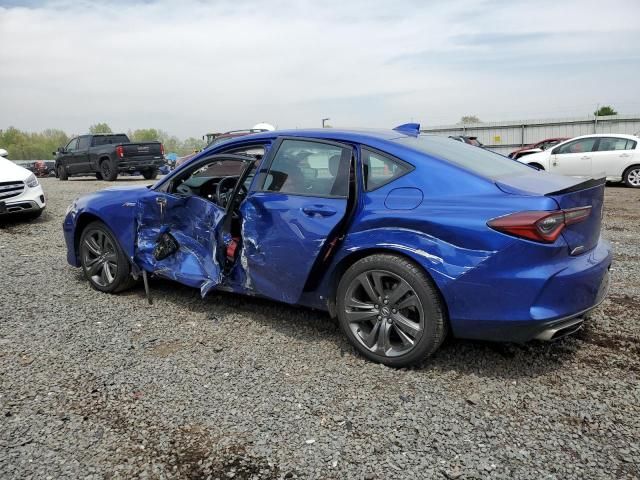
[63,124,611,367]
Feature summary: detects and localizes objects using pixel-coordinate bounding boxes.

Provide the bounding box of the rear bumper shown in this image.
[449,238,612,343]
[117,157,165,172]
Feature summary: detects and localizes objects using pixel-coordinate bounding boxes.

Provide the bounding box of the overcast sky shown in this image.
[1,0,639,138]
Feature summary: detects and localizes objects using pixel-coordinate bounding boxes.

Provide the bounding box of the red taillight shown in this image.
[160,143,164,156]
[488,207,592,243]
[116,145,124,158]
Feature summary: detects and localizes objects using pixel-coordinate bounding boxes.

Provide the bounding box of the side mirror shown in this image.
[57,147,65,153]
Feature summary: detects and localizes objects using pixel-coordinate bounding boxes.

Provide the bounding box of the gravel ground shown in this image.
[1,176,639,480]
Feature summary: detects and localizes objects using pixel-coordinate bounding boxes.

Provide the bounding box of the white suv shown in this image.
[0,149,46,218]
[516,134,640,188]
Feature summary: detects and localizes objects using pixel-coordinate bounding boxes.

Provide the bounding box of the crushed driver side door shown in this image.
[134,154,251,296]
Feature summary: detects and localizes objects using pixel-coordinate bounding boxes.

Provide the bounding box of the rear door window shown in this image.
[261,139,351,197]
[596,137,636,152]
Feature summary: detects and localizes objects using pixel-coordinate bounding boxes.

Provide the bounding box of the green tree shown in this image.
[594,105,617,116]
[89,123,113,134]
[458,115,481,124]
[180,137,206,155]
[0,126,209,160]
[129,128,161,142]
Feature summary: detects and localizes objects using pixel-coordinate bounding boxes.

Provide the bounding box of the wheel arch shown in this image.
[325,246,450,322]
[622,163,640,182]
[73,212,104,262]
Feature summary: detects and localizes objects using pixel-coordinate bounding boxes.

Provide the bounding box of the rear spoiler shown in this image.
[545,177,606,196]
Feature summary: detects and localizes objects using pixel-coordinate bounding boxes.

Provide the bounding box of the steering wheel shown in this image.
[216,176,246,209]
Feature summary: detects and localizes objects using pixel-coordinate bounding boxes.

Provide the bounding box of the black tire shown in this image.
[623,165,640,188]
[336,254,447,367]
[57,164,68,181]
[528,162,545,170]
[99,159,118,181]
[95,171,103,180]
[79,221,136,293]
[142,168,158,180]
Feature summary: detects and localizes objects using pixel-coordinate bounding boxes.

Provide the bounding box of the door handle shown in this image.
[581,156,591,160]
[620,153,630,158]
[302,205,337,217]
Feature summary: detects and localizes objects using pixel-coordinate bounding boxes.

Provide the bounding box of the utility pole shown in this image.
[322,118,330,128]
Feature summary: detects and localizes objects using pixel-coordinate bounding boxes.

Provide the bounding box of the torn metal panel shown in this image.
[135,194,224,294]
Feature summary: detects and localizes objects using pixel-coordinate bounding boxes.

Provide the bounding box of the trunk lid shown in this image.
[121,142,162,158]
[495,173,605,254]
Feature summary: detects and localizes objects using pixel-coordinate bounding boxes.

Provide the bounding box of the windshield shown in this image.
[394,135,534,179]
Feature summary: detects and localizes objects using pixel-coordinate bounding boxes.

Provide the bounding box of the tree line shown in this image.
[0,123,205,160]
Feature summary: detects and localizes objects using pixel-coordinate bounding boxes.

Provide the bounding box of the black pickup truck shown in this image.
[54,134,165,181]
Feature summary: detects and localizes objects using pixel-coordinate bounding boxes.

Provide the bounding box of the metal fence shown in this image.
[421,114,640,156]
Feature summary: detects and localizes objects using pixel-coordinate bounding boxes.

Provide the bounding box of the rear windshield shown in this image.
[92,134,130,146]
[394,135,533,179]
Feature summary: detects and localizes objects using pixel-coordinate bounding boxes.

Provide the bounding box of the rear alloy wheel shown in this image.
[142,168,158,180]
[100,159,118,181]
[336,254,447,367]
[624,166,640,188]
[79,221,135,293]
[57,165,68,181]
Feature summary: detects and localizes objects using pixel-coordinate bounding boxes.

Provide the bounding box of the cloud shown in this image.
[1,0,639,137]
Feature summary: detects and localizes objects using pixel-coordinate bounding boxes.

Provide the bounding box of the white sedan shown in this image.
[516,134,640,188]
[0,149,46,218]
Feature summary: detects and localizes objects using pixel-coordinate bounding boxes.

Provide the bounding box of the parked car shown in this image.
[509,137,569,160]
[516,134,640,187]
[0,149,46,218]
[33,160,56,177]
[54,134,165,181]
[63,126,611,367]
[203,123,276,147]
[448,135,484,147]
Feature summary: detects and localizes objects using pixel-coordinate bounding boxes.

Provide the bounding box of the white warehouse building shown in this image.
[421,114,640,156]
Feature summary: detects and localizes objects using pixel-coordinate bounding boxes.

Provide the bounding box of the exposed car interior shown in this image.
[161,140,355,270]
[168,146,265,209]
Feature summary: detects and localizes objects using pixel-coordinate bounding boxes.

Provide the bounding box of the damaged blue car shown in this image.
[63,125,611,367]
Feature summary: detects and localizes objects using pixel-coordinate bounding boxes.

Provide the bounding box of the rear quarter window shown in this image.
[394,135,533,179]
[362,148,411,191]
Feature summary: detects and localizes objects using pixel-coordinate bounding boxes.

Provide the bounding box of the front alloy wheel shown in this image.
[79,221,135,292]
[337,254,447,367]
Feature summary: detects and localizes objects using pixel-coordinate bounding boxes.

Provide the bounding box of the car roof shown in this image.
[208,128,408,148]
[565,133,639,141]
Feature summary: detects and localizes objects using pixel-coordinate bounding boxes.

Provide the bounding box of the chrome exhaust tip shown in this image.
[535,317,584,341]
